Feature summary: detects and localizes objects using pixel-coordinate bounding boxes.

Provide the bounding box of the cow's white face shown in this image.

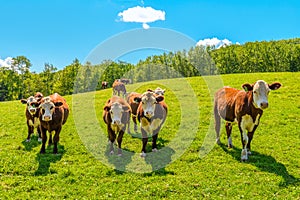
[252,80,271,109]
[109,102,124,126]
[39,98,55,121]
[21,96,39,115]
[139,92,164,118]
[154,87,165,96]
[243,80,281,110]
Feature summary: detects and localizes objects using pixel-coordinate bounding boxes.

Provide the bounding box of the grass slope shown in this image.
[0,72,299,199]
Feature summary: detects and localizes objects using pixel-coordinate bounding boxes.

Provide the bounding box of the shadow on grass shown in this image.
[22,135,41,151]
[34,144,65,176]
[220,143,300,187]
[143,146,175,176]
[105,144,134,175]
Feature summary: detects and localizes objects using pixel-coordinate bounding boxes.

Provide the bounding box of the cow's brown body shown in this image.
[214,80,281,161]
[126,92,141,133]
[101,81,108,89]
[103,96,131,156]
[39,93,69,154]
[135,91,168,157]
[20,92,44,142]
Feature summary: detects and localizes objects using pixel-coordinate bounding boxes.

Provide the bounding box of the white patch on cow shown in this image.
[241,149,248,161]
[28,119,34,126]
[33,117,40,128]
[150,118,163,132]
[241,114,255,133]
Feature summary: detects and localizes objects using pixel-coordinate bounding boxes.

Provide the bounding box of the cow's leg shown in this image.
[225,122,233,148]
[26,124,33,142]
[214,107,221,144]
[152,132,158,152]
[141,128,148,157]
[40,126,47,154]
[239,120,249,161]
[132,115,138,132]
[108,126,116,154]
[117,130,124,156]
[53,128,61,154]
[37,126,42,142]
[48,131,53,146]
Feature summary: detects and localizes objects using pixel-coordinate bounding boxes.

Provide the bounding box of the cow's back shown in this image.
[215,87,241,122]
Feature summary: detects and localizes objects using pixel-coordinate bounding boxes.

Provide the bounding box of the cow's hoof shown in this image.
[117,153,122,157]
[152,148,158,152]
[241,155,248,162]
[26,139,30,142]
[228,144,233,149]
[216,138,221,145]
[110,150,114,155]
[140,152,146,157]
[40,151,45,154]
[38,138,42,142]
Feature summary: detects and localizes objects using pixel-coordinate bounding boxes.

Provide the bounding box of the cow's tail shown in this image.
[214,99,221,145]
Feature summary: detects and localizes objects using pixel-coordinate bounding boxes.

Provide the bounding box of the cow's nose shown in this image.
[260,102,268,109]
[113,120,121,125]
[145,111,153,116]
[29,108,36,113]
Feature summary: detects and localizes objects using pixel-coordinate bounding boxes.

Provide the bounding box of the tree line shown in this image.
[0,38,299,101]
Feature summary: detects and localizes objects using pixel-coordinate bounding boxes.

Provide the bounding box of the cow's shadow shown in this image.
[22,135,41,151]
[105,144,134,174]
[220,143,300,187]
[34,144,65,176]
[143,146,175,176]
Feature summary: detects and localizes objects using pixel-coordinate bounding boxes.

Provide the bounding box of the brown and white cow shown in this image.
[112,80,127,97]
[103,96,131,156]
[39,93,69,154]
[134,91,168,157]
[214,80,281,161]
[153,87,165,96]
[101,81,108,89]
[126,92,142,133]
[20,92,44,142]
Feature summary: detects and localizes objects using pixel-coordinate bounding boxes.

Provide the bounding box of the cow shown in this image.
[134,91,168,157]
[126,92,142,133]
[20,92,44,142]
[214,80,281,161]
[101,81,108,89]
[112,80,127,97]
[153,87,165,96]
[39,93,69,154]
[103,96,131,156]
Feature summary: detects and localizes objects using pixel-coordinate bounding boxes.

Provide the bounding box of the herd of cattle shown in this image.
[20,78,281,161]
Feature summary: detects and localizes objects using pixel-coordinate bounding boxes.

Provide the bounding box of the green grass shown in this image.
[0,72,299,199]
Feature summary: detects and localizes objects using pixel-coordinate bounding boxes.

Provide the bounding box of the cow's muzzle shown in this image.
[42,115,52,121]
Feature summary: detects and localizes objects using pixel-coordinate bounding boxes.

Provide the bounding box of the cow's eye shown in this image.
[50,106,54,110]
[253,91,257,94]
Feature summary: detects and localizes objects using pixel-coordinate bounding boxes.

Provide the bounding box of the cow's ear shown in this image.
[242,83,253,92]
[156,96,164,103]
[21,99,27,104]
[54,102,63,107]
[269,82,281,90]
[147,89,153,92]
[104,106,111,112]
[134,97,142,103]
[122,105,131,112]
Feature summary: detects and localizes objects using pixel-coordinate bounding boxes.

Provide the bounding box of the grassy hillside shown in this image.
[0,72,299,199]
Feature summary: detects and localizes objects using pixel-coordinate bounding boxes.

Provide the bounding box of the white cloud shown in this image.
[0,57,13,67]
[118,6,165,29]
[196,38,239,49]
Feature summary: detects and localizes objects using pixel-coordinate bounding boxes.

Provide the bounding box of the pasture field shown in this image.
[0,72,299,199]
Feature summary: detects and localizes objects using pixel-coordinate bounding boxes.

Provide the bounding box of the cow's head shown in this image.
[39,97,63,121]
[104,102,129,126]
[21,96,40,115]
[242,80,281,109]
[134,91,164,118]
[155,87,165,96]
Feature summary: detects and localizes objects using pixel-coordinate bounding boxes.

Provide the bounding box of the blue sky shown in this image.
[1,0,300,72]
